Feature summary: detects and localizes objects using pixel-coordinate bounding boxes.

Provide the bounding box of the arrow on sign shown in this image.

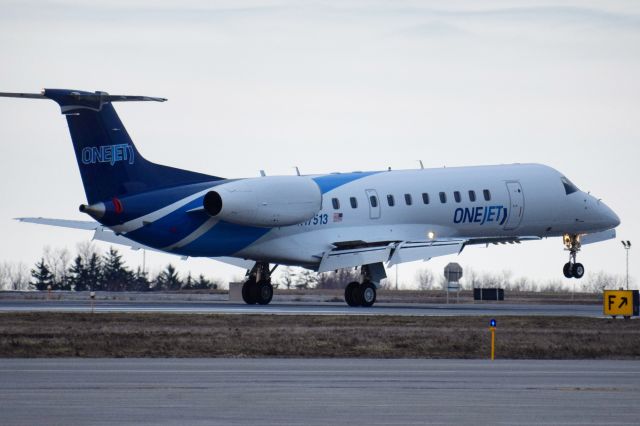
[618,297,628,309]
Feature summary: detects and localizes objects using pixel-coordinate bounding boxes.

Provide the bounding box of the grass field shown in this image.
[0,313,637,359]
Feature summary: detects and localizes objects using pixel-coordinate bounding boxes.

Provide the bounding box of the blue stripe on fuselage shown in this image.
[312,171,379,194]
[124,197,209,248]
[173,221,271,257]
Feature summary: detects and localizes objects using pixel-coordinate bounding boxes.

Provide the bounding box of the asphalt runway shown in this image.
[0,358,638,425]
[0,299,603,317]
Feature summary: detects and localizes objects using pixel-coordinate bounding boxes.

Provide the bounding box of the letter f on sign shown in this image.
[608,294,616,311]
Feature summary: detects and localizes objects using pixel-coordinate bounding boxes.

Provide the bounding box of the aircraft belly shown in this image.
[235,233,322,265]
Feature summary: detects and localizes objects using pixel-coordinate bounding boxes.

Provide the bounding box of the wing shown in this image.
[15,217,255,270]
[317,235,541,273]
[580,229,615,245]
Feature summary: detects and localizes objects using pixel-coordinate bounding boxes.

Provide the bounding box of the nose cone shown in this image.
[600,201,620,229]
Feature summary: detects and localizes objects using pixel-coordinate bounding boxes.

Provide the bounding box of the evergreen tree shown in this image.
[31,258,53,291]
[101,247,133,291]
[155,264,182,291]
[183,272,194,290]
[128,267,150,292]
[85,252,102,291]
[68,255,91,291]
[195,274,211,289]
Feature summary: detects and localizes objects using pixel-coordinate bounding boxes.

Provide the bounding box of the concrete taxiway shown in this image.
[0,358,638,425]
[0,299,604,316]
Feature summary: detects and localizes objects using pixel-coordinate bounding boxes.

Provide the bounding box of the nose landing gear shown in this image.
[562,234,584,279]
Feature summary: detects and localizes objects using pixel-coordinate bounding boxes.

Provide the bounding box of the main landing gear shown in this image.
[241,262,276,305]
[344,263,386,308]
[562,234,585,279]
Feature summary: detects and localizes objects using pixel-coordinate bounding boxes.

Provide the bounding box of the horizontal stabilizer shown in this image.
[0,92,47,99]
[15,217,101,230]
[0,91,166,102]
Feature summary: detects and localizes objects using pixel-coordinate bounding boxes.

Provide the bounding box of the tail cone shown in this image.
[79,202,106,220]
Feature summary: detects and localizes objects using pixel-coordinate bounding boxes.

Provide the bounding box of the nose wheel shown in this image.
[562,234,585,279]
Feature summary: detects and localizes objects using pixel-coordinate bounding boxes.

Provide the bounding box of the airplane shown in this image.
[0,89,621,307]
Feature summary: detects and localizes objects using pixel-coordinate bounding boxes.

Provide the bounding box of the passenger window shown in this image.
[331,198,340,210]
[350,197,358,209]
[454,191,461,203]
[439,192,447,203]
[468,190,476,202]
[369,195,378,208]
[387,194,395,207]
[405,194,412,205]
[483,189,491,201]
[422,193,430,204]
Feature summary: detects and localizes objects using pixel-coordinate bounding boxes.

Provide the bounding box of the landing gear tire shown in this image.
[360,282,376,307]
[572,263,585,279]
[563,262,573,279]
[256,280,273,305]
[562,234,585,280]
[345,281,360,307]
[241,279,258,304]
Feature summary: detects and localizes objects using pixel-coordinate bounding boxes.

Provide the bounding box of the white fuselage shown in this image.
[235,163,619,266]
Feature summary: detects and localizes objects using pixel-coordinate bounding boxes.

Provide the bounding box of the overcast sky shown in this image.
[0,0,638,288]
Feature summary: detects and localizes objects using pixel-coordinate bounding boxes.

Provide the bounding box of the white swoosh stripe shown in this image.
[110,187,216,234]
[163,217,219,251]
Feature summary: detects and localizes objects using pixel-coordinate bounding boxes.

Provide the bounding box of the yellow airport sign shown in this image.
[603,290,638,317]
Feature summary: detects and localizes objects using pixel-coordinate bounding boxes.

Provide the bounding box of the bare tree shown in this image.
[278,266,297,290]
[582,271,624,293]
[43,246,71,289]
[538,279,568,293]
[0,262,11,290]
[10,262,30,290]
[316,268,360,289]
[500,270,513,289]
[510,276,536,292]
[76,241,99,263]
[463,267,481,290]
[378,278,394,290]
[0,262,33,291]
[295,268,318,289]
[415,268,435,290]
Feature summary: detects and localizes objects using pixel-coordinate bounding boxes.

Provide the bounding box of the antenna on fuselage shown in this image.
[260,170,266,177]
[418,160,424,169]
[295,166,301,176]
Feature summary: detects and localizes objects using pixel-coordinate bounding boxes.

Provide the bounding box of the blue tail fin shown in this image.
[43,89,221,204]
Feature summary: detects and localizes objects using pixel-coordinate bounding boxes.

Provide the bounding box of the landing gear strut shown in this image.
[344,263,386,307]
[242,262,275,305]
[562,234,584,279]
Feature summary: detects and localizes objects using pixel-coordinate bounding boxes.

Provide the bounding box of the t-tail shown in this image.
[0,89,222,205]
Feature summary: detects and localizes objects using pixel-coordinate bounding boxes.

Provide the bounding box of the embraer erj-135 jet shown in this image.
[1,89,621,307]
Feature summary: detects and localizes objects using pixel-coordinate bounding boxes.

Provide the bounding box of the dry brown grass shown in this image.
[0,313,637,359]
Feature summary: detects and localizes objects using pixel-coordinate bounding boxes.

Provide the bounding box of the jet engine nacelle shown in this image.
[203,176,322,227]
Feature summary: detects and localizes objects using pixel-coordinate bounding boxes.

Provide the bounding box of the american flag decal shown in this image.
[333,213,343,222]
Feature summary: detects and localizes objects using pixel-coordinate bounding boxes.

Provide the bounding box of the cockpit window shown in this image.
[561,177,579,195]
